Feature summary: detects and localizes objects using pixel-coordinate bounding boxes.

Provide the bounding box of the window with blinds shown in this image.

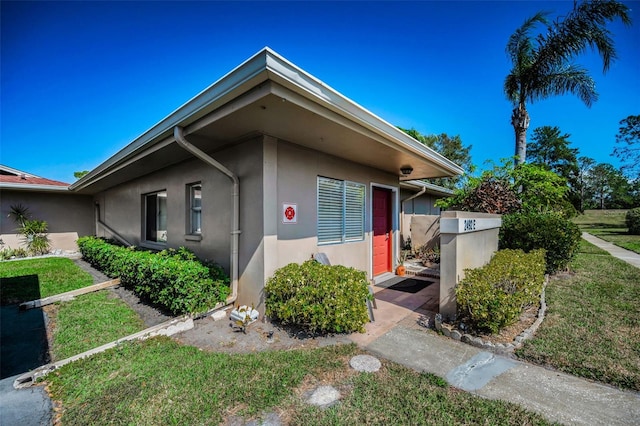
[317,176,365,245]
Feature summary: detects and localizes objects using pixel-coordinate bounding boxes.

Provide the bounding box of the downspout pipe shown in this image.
[400,185,427,247]
[173,126,240,306]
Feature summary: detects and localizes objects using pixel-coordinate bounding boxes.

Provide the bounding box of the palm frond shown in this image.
[529,64,598,106]
[536,0,631,74]
[504,73,521,103]
[506,11,549,63]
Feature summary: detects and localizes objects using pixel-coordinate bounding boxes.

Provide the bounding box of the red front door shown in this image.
[373,187,392,276]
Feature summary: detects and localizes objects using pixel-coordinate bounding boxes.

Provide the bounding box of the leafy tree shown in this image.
[612,114,640,178]
[504,1,631,164]
[528,125,581,210]
[438,160,571,216]
[400,128,473,189]
[511,163,572,214]
[575,156,596,211]
[528,126,578,179]
[585,163,632,209]
[74,170,89,179]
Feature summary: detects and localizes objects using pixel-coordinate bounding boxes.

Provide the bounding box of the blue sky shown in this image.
[2,1,639,183]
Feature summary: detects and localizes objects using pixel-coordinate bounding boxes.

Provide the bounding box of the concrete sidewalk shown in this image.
[582,232,640,268]
[366,326,640,425]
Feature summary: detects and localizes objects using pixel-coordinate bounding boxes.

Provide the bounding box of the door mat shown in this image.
[381,278,433,294]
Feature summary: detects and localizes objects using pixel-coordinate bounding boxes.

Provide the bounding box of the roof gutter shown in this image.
[173,127,240,307]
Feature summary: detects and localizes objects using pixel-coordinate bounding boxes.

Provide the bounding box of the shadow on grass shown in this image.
[1,274,41,305]
[0,275,50,379]
[581,223,628,231]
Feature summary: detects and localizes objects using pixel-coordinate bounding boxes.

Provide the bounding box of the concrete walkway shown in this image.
[365,326,640,425]
[354,233,640,425]
[581,232,640,268]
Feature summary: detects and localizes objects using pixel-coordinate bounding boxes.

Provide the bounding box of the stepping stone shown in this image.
[349,354,381,372]
[307,385,340,407]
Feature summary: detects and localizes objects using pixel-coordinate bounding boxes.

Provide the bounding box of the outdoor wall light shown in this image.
[400,166,413,176]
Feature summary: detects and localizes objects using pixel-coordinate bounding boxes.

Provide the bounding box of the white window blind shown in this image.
[317,177,365,244]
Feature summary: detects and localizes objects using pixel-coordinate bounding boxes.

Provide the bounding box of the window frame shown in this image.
[188,182,202,236]
[317,176,365,245]
[143,189,168,246]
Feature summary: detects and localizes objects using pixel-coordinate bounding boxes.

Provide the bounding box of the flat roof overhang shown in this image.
[71,48,463,194]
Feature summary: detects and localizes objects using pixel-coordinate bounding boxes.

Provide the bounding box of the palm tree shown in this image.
[504,0,631,165]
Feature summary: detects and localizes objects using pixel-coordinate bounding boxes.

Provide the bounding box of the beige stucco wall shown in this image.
[439,211,501,319]
[271,141,399,282]
[0,190,94,251]
[94,136,265,271]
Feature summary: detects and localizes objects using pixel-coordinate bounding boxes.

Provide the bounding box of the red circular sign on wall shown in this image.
[284,206,295,220]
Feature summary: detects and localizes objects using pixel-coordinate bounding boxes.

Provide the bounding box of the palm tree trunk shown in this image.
[511,104,530,165]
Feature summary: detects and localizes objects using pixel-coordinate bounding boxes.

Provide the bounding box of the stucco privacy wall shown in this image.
[0,190,94,251]
[439,211,502,319]
[407,215,440,250]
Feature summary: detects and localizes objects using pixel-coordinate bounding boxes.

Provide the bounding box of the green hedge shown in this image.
[499,212,581,274]
[456,249,546,334]
[265,260,370,334]
[626,208,640,235]
[77,237,229,315]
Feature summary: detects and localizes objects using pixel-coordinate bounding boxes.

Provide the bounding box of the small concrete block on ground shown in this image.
[306,385,340,407]
[349,354,381,372]
[210,310,227,321]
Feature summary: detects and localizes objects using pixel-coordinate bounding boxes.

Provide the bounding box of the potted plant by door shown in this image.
[396,250,408,276]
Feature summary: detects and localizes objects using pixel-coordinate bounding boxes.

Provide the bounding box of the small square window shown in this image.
[189,183,202,234]
[145,190,167,243]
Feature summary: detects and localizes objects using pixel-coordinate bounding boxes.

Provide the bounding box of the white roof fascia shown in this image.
[0,183,70,192]
[0,165,41,178]
[400,180,454,196]
[262,49,464,177]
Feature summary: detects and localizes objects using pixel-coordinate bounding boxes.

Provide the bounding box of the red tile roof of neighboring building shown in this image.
[0,165,69,189]
[0,174,69,187]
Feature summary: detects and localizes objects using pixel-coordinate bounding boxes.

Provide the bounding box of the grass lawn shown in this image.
[573,209,640,254]
[47,338,552,425]
[1,257,145,361]
[0,257,93,305]
[516,240,640,391]
[47,291,145,360]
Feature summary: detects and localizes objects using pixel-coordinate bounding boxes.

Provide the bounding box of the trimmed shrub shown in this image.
[499,212,581,274]
[265,260,370,334]
[626,208,640,235]
[456,249,546,334]
[77,237,229,315]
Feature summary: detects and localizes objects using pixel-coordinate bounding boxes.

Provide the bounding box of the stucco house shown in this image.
[0,165,93,252]
[69,48,463,310]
